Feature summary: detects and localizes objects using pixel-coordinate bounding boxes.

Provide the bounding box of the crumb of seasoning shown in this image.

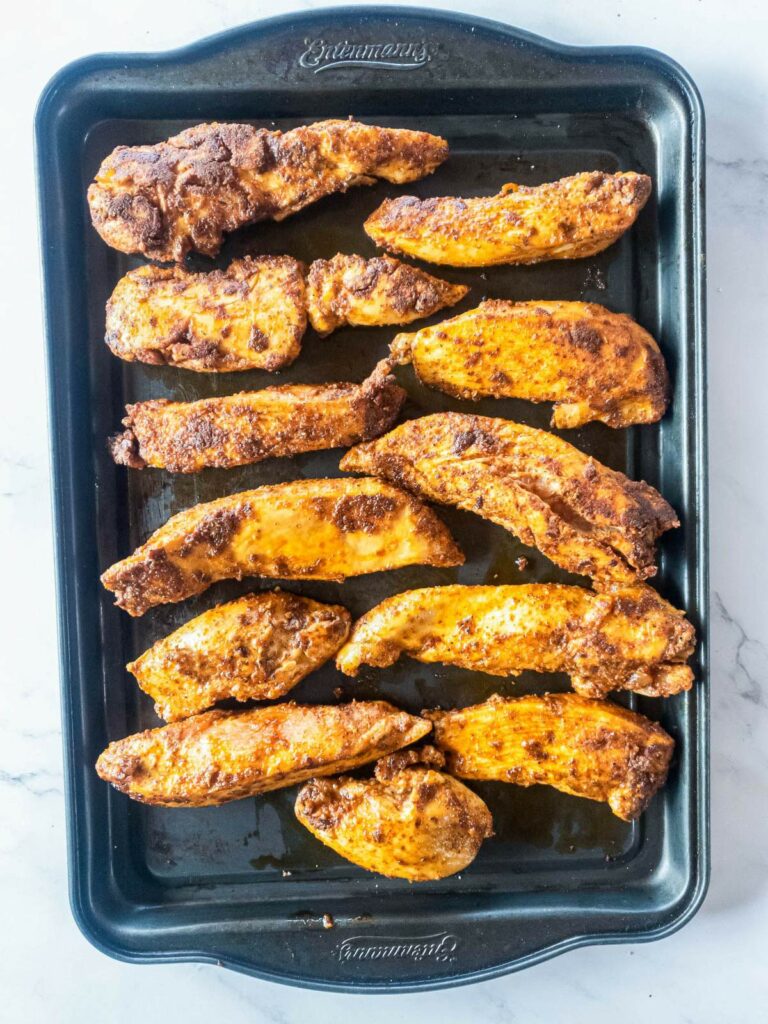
[584,266,607,291]
[515,556,528,571]
[322,913,335,930]
[333,687,344,699]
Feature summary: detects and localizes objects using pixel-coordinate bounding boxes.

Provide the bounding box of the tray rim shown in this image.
[35,4,709,992]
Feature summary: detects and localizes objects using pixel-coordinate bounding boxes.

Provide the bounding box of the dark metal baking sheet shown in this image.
[35,6,708,991]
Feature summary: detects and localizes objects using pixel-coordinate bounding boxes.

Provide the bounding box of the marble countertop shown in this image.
[3,0,766,1020]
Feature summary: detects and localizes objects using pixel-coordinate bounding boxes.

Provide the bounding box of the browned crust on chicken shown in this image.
[105,254,463,373]
[100,477,463,616]
[365,171,652,267]
[95,700,432,807]
[340,413,678,588]
[306,254,468,336]
[374,745,446,779]
[88,120,449,262]
[336,583,695,698]
[390,300,670,429]
[109,365,406,473]
[295,762,493,880]
[105,256,307,372]
[425,693,674,821]
[129,591,351,722]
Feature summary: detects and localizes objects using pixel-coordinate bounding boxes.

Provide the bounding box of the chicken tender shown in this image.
[336,584,694,698]
[129,591,351,722]
[95,701,432,807]
[340,413,677,588]
[88,120,449,262]
[101,477,463,616]
[426,693,674,821]
[109,365,405,472]
[365,170,651,267]
[306,254,468,336]
[105,257,306,372]
[390,300,669,428]
[295,751,493,881]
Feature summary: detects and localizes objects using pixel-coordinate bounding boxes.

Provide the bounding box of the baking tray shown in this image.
[35,6,708,991]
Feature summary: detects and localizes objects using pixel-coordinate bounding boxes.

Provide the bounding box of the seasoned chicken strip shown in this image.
[336,584,694,698]
[88,120,449,262]
[105,257,306,372]
[340,413,678,588]
[129,591,351,722]
[306,254,468,336]
[425,693,674,821]
[365,170,651,267]
[95,700,432,807]
[105,255,464,372]
[101,477,463,616]
[295,750,493,881]
[109,365,406,473]
[390,300,669,429]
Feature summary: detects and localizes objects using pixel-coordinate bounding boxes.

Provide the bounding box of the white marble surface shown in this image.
[2,0,766,1019]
